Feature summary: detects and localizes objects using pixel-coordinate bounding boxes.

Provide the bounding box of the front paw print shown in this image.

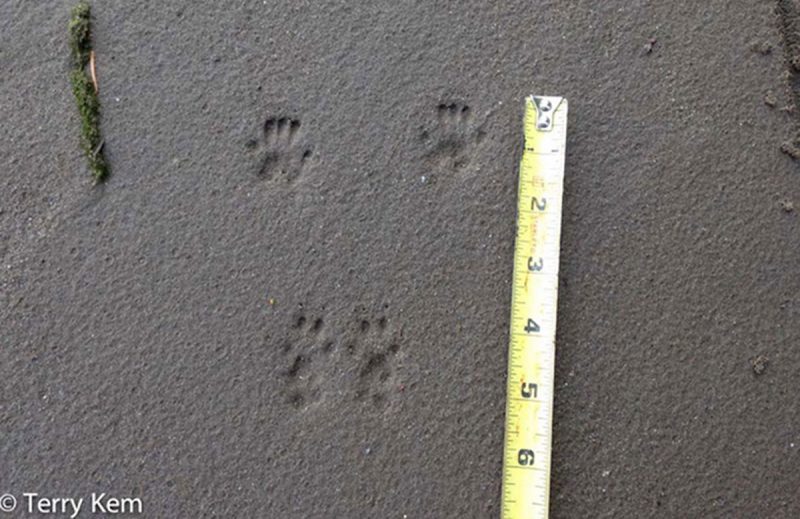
[254,116,313,183]
[421,101,486,175]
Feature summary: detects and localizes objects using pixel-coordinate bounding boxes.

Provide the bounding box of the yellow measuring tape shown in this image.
[501,96,568,519]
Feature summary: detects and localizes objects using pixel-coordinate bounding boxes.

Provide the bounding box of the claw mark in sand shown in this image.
[777,0,800,158]
[250,116,313,182]
[420,101,487,176]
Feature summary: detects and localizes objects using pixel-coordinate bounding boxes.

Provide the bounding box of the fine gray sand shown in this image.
[2,1,800,517]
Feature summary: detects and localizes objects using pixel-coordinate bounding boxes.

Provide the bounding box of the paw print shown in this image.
[277,304,403,412]
[279,311,330,409]
[420,101,486,175]
[345,314,402,410]
[251,116,313,183]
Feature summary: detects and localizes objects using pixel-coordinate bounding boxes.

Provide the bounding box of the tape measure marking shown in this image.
[501,96,567,519]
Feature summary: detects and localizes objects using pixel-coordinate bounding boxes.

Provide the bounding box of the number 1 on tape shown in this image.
[501,96,567,519]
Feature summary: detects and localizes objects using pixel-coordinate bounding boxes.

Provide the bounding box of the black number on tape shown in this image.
[518,449,535,466]
[528,257,543,271]
[521,382,538,399]
[524,319,540,334]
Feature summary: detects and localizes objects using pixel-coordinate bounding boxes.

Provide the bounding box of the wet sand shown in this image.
[2,1,800,516]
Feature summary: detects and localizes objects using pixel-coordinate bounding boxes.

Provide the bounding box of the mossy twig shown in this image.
[69,1,109,182]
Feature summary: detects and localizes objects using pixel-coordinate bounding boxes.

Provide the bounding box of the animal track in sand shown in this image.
[250,116,313,183]
[279,306,402,411]
[420,101,486,175]
[344,313,401,410]
[280,312,330,409]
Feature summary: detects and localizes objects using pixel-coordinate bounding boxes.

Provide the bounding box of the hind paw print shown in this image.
[421,101,486,175]
[345,315,401,409]
[252,116,313,183]
[277,305,403,412]
[279,312,330,409]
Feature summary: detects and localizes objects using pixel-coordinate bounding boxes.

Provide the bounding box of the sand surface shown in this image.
[2,1,800,517]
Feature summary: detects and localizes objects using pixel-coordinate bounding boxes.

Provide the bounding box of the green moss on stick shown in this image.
[68,1,91,67]
[68,1,109,182]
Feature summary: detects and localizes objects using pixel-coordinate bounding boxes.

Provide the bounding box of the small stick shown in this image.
[89,50,98,93]
[92,138,105,158]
